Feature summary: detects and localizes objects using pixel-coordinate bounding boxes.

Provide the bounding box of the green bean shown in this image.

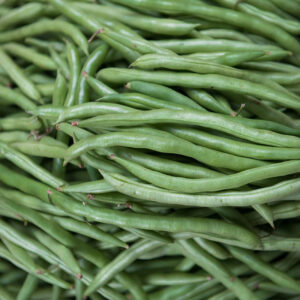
[164,125,300,160]
[0,49,41,102]
[0,269,25,285]
[0,116,42,131]
[64,42,81,107]
[31,229,81,277]
[177,239,258,300]
[241,61,300,73]
[98,33,141,63]
[2,43,56,71]
[65,131,266,171]
[0,163,259,247]
[194,237,230,260]
[81,152,128,175]
[48,47,70,80]
[85,74,117,97]
[75,278,83,300]
[112,156,300,193]
[0,198,82,275]
[56,102,136,123]
[85,239,163,296]
[112,0,300,60]
[125,81,203,110]
[230,2,300,34]
[75,3,198,36]
[16,274,39,300]
[99,28,175,56]
[47,0,140,62]
[153,38,281,54]
[0,187,68,217]
[0,235,72,289]
[116,148,221,178]
[78,108,300,147]
[77,43,109,104]
[270,0,300,17]
[186,51,265,67]
[99,68,300,110]
[247,202,300,226]
[25,38,65,53]
[132,53,291,94]
[226,93,299,129]
[0,19,88,55]
[28,105,63,122]
[0,141,65,188]
[143,271,210,285]
[52,72,68,107]
[53,216,128,248]
[36,83,54,97]
[0,3,44,31]
[100,92,203,111]
[186,89,232,114]
[260,71,300,86]
[101,170,300,207]
[0,286,15,300]
[0,86,36,111]
[60,180,114,194]
[227,245,300,292]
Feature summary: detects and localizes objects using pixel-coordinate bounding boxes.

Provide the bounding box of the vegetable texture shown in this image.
[0,0,300,299]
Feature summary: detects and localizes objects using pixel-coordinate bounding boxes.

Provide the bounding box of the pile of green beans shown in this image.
[1,0,300,299]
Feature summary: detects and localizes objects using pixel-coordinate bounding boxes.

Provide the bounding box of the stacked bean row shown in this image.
[1,0,300,299]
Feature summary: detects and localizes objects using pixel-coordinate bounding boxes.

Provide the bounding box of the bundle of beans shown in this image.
[1,0,300,299]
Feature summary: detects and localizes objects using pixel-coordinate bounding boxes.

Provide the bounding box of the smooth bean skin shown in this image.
[227,245,300,293]
[48,46,70,80]
[16,274,39,300]
[100,93,198,111]
[125,81,203,110]
[85,74,117,97]
[75,3,198,36]
[132,54,289,93]
[0,49,41,102]
[77,43,109,104]
[53,216,128,248]
[0,116,42,131]
[28,105,64,122]
[85,240,162,296]
[99,28,175,56]
[110,0,300,60]
[101,171,300,207]
[60,180,114,194]
[116,148,221,178]
[52,72,68,107]
[0,19,88,55]
[77,109,300,147]
[56,102,136,123]
[2,43,56,70]
[0,86,36,111]
[0,3,44,31]
[46,0,140,62]
[0,163,260,248]
[64,131,266,171]
[164,125,300,160]
[112,157,300,193]
[153,38,280,54]
[99,68,300,110]
[188,51,265,67]
[177,239,258,300]
[64,42,81,108]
